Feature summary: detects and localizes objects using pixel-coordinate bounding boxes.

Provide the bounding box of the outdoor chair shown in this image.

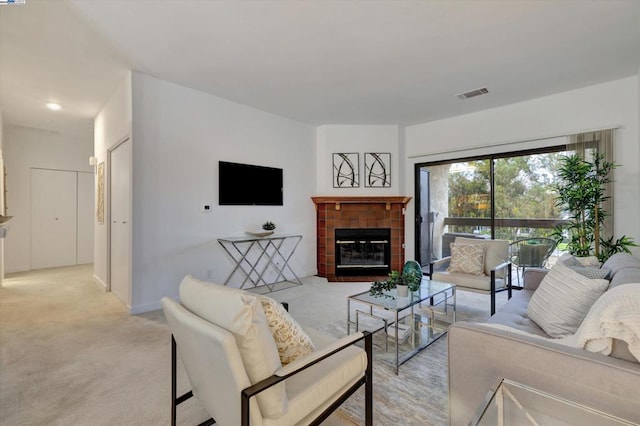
[429,237,512,315]
[509,237,557,286]
[162,275,373,426]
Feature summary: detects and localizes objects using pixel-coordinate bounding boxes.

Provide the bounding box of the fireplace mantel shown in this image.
[312,196,411,211]
[312,195,412,282]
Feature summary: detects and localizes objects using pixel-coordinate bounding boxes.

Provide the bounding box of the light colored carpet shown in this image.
[0,265,509,425]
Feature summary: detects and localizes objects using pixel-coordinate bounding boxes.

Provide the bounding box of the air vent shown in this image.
[456,87,489,100]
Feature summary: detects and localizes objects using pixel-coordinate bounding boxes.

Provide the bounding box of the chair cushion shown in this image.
[527,262,609,338]
[431,270,506,292]
[179,275,287,418]
[264,343,367,425]
[259,296,315,365]
[455,237,509,277]
[447,243,485,276]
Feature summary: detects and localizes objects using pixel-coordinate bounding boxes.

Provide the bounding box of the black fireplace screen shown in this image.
[335,228,391,276]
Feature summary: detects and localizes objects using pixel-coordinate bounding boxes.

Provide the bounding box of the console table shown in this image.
[218,234,303,293]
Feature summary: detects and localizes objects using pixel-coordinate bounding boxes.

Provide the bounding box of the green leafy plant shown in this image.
[262,221,276,231]
[552,153,635,262]
[369,269,422,298]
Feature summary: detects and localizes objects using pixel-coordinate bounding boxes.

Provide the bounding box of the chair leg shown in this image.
[490,271,496,316]
[172,335,215,426]
[365,331,373,426]
[171,335,177,426]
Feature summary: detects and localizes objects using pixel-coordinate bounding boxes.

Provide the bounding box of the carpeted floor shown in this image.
[319,307,497,425]
[0,265,509,425]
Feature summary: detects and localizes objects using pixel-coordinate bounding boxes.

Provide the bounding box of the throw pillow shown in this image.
[259,296,315,365]
[576,256,601,267]
[448,243,486,276]
[567,266,611,280]
[527,262,610,337]
[559,253,580,266]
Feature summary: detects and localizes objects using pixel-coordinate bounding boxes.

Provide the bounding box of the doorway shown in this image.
[30,168,93,269]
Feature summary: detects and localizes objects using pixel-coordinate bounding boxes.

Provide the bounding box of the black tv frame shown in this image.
[218,161,283,206]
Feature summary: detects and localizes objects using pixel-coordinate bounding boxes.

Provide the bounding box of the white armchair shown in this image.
[430,237,512,315]
[161,275,373,426]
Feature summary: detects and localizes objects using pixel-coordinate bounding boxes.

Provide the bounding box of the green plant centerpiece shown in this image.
[553,152,636,262]
[262,221,276,231]
[369,269,422,299]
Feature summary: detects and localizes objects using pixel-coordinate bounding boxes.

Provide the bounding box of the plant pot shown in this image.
[396,285,409,297]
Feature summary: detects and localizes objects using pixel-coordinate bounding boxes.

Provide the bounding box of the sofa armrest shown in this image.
[522,267,548,291]
[448,322,640,425]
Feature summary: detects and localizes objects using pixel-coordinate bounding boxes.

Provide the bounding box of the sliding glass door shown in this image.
[415,147,565,266]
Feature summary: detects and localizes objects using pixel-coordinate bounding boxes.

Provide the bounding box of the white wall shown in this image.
[316,125,402,195]
[93,72,133,289]
[4,125,94,272]
[0,111,4,284]
[404,76,640,260]
[129,72,316,313]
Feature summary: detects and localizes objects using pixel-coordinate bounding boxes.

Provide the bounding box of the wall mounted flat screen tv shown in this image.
[218,161,283,206]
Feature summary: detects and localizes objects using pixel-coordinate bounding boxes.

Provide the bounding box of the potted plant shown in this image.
[369,269,422,298]
[553,152,635,262]
[262,221,276,231]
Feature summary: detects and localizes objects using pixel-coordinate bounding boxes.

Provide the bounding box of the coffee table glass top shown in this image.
[349,279,454,310]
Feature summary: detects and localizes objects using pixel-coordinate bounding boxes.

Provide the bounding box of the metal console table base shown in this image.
[218,234,303,293]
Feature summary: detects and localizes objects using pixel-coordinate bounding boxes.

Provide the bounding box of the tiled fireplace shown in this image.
[312,196,412,282]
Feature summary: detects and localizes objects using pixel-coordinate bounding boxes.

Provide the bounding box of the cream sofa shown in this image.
[448,253,640,425]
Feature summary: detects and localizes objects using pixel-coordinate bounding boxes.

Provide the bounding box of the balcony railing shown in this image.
[443,217,568,229]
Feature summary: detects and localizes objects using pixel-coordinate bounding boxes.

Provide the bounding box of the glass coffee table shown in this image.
[470,378,638,425]
[347,278,456,374]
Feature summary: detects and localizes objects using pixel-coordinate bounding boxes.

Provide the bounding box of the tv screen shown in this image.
[218,161,283,206]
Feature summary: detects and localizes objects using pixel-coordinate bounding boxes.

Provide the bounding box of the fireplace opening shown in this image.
[335,228,391,276]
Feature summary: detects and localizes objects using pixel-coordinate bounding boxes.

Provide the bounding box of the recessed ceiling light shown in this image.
[46,102,61,111]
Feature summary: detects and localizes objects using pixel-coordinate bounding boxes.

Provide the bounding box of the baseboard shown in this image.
[93,274,107,291]
[129,300,163,315]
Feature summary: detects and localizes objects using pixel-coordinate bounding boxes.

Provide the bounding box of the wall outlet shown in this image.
[206,269,213,279]
[201,204,212,213]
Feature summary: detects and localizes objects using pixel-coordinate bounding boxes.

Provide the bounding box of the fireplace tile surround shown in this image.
[312,196,412,282]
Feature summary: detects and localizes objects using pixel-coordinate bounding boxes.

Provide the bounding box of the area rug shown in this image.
[320,300,494,426]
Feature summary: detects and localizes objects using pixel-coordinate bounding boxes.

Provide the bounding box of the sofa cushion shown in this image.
[602,252,640,276]
[179,275,287,418]
[259,296,315,365]
[527,262,609,338]
[448,243,485,275]
[610,268,640,289]
[487,290,547,337]
[455,237,508,277]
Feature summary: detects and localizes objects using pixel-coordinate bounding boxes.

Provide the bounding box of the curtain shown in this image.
[566,128,615,242]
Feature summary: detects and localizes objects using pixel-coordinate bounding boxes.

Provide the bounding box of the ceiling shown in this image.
[1,0,639,137]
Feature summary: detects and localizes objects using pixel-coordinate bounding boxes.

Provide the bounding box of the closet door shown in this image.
[30,169,77,269]
[76,171,94,264]
[109,139,131,306]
